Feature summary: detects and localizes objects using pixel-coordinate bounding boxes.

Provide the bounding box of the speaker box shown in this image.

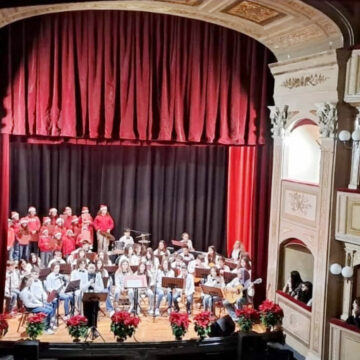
[209,315,235,337]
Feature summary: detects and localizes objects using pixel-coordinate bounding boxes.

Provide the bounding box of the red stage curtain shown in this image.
[227,144,272,304]
[0,11,271,145]
[0,134,9,311]
[227,147,256,255]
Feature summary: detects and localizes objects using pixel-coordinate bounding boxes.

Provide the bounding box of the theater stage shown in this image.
[2,309,264,343]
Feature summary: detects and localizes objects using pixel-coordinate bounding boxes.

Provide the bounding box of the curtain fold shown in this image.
[0,134,9,312]
[0,11,272,145]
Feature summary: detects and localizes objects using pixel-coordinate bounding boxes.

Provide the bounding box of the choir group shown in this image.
[5,205,256,335]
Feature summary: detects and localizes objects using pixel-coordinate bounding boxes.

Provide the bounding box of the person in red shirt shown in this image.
[10,211,20,261]
[49,208,58,227]
[40,217,53,236]
[7,219,16,260]
[79,206,93,241]
[38,228,54,267]
[24,206,41,255]
[93,205,114,252]
[70,216,81,239]
[61,206,76,230]
[62,229,76,257]
[52,232,63,252]
[54,217,66,236]
[17,218,31,261]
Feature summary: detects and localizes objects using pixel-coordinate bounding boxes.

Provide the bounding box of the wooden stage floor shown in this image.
[1,306,264,343]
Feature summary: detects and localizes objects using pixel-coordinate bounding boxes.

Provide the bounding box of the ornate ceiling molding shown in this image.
[0,0,344,60]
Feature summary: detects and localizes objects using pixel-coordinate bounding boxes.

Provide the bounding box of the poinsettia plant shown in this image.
[259,300,284,329]
[236,306,259,332]
[0,314,9,338]
[193,311,214,340]
[66,315,88,342]
[110,311,140,342]
[26,313,47,340]
[169,312,190,340]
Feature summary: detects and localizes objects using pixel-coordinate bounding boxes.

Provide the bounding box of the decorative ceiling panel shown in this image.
[223,0,285,25]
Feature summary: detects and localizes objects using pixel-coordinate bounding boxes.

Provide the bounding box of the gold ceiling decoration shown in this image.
[223,0,284,25]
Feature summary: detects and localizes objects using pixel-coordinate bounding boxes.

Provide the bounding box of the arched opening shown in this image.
[278,238,314,308]
[283,119,321,184]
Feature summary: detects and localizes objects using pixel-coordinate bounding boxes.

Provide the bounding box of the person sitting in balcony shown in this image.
[346,297,360,329]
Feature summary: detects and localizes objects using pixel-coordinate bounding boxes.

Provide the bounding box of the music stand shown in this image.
[171,240,185,248]
[65,280,80,316]
[39,268,51,281]
[130,265,139,273]
[225,259,237,269]
[60,264,72,275]
[201,284,224,315]
[223,271,237,283]
[161,277,184,315]
[195,267,210,281]
[83,292,108,342]
[124,275,148,316]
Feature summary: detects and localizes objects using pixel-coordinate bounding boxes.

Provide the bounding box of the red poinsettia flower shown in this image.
[66,315,88,327]
[111,311,140,328]
[27,313,47,324]
[193,311,215,328]
[236,306,259,321]
[169,312,190,329]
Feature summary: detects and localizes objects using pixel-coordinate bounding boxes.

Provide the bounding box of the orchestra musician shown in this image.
[203,266,225,312]
[216,256,230,274]
[93,205,114,252]
[179,232,194,251]
[188,254,205,274]
[157,258,175,314]
[45,262,73,319]
[230,240,244,261]
[205,245,217,267]
[135,262,154,315]
[118,228,134,248]
[20,276,56,334]
[70,259,89,313]
[173,265,195,315]
[179,245,194,262]
[114,259,134,313]
[48,250,66,268]
[223,268,253,320]
[95,259,114,315]
[5,260,21,314]
[154,240,170,258]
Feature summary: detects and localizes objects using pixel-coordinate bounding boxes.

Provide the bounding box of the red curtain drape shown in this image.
[227,147,256,255]
[227,144,272,304]
[0,134,9,311]
[0,11,271,145]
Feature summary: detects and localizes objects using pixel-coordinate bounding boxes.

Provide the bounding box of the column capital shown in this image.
[268,105,289,138]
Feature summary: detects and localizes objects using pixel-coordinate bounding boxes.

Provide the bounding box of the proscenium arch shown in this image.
[0,0,344,61]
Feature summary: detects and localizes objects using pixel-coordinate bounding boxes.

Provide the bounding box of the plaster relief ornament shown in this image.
[268,105,288,138]
[315,102,337,138]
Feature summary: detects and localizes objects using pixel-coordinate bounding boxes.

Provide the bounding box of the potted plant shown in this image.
[169,312,190,340]
[236,306,259,332]
[110,311,140,342]
[66,315,89,342]
[193,311,214,340]
[258,300,284,331]
[0,314,9,338]
[26,313,46,340]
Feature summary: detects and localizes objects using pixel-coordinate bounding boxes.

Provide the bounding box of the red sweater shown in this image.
[93,214,114,232]
[62,235,75,256]
[38,235,54,252]
[7,227,15,249]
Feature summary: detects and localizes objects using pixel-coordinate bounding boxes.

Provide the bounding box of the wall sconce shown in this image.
[330,263,354,279]
[338,113,360,189]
